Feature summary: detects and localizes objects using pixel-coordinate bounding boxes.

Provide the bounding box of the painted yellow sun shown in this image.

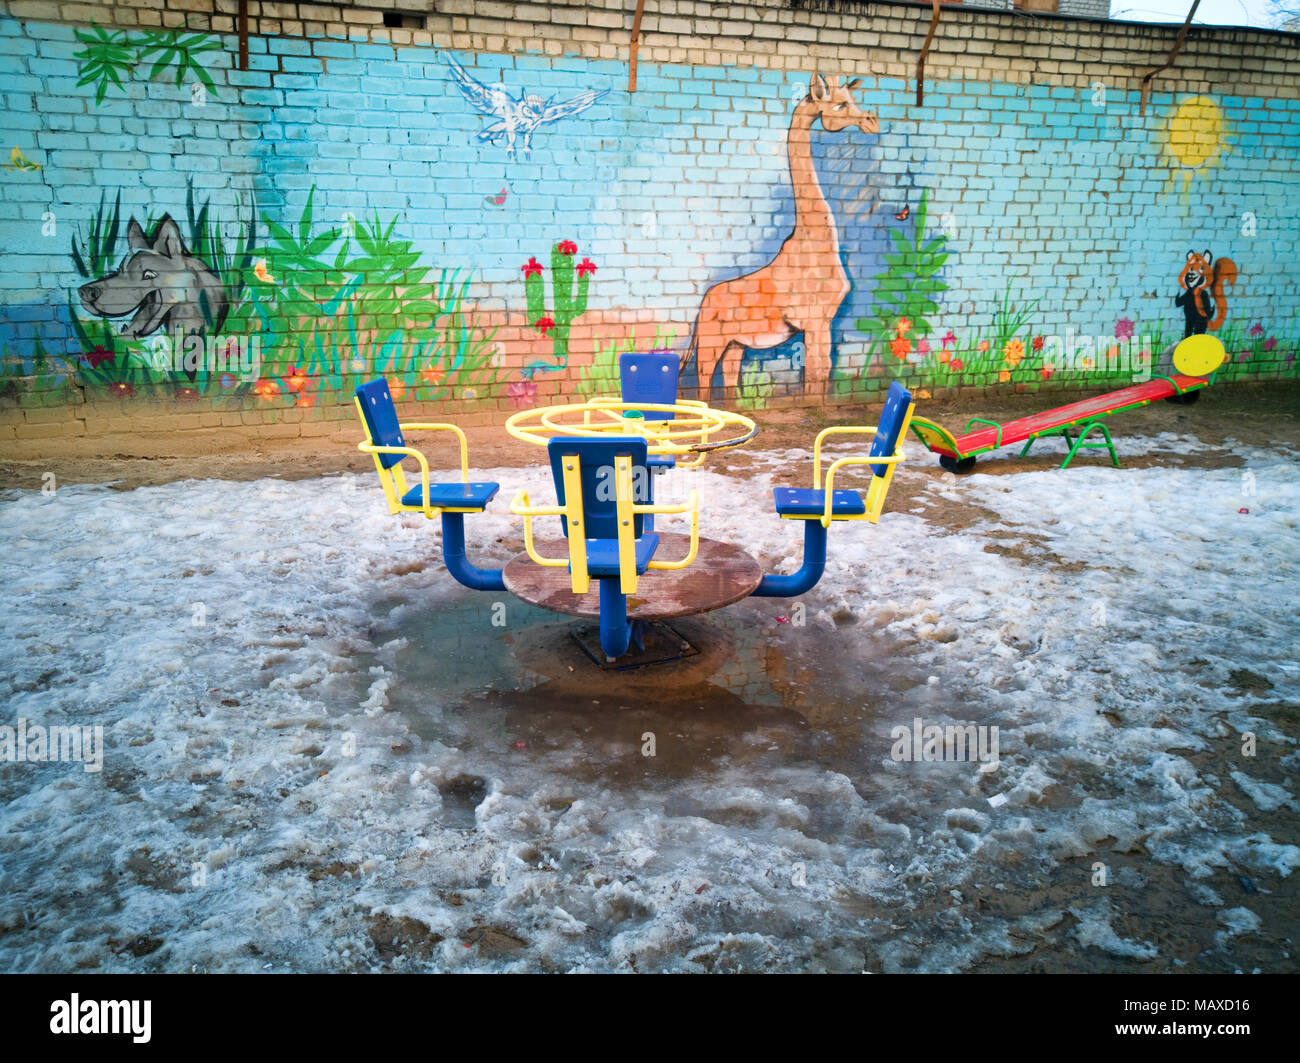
[1162,95,1232,197]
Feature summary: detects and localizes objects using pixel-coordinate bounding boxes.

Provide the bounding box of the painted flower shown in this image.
[917,339,931,356]
[942,330,957,346]
[1081,357,1094,370]
[462,388,478,400]
[1263,337,1277,351]
[294,393,314,408]
[938,348,952,365]
[1115,318,1135,340]
[349,357,366,374]
[174,385,199,402]
[219,373,236,390]
[507,378,538,407]
[895,318,912,337]
[535,316,556,336]
[252,378,279,400]
[389,379,406,400]
[423,366,446,385]
[84,345,115,369]
[1032,335,1044,352]
[1105,344,1120,362]
[253,259,276,284]
[556,240,578,256]
[522,257,544,278]
[949,358,964,372]
[978,340,990,353]
[284,367,310,393]
[107,381,135,398]
[1249,322,1264,338]
[1237,350,1251,363]
[889,336,911,360]
[1040,365,1055,380]
[1003,338,1025,366]
[576,257,597,277]
[998,369,1011,383]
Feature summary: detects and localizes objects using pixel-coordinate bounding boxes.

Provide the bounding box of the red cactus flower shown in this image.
[107,381,134,398]
[535,316,556,336]
[1032,335,1044,352]
[557,240,578,256]
[84,345,114,369]
[522,257,543,278]
[576,257,597,277]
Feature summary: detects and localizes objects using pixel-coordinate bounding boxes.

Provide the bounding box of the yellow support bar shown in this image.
[614,454,639,594]
[559,455,590,595]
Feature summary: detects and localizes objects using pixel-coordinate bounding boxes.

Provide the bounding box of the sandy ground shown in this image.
[3,381,1298,496]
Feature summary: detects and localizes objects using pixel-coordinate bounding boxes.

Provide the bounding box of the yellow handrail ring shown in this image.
[505,401,757,455]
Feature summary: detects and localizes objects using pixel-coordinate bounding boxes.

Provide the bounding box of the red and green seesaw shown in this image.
[908,335,1226,473]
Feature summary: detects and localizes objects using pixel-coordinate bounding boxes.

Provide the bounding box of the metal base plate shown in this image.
[569,620,700,671]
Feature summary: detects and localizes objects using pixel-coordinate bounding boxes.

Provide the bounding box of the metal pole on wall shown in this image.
[238,0,249,72]
[629,0,647,92]
[916,0,942,106]
[1140,0,1201,115]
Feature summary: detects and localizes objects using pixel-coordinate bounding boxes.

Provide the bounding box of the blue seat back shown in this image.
[869,381,913,477]
[620,351,679,421]
[547,436,650,541]
[355,379,406,470]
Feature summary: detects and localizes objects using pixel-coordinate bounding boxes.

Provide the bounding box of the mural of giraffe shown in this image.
[686,73,879,400]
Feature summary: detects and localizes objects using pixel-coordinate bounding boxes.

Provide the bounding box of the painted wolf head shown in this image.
[78,215,227,341]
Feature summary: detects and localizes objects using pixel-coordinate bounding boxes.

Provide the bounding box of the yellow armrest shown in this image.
[821,452,904,528]
[812,425,880,489]
[399,422,470,482]
[357,440,437,517]
[645,489,700,570]
[508,489,570,568]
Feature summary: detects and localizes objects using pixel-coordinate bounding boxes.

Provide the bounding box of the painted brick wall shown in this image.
[0,0,1297,443]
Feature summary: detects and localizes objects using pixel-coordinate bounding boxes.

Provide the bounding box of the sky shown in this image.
[1108,0,1293,30]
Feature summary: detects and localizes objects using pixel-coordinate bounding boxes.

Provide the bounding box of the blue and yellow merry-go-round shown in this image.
[354,351,914,666]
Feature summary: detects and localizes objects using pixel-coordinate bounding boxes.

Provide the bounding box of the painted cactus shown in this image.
[521,240,596,377]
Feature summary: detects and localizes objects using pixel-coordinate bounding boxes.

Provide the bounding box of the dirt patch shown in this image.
[4,381,1296,493]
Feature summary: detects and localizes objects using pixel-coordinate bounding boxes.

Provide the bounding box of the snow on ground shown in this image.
[0,436,1296,972]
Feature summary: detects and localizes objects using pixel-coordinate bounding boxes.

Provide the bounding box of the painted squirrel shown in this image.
[1175,249,1237,337]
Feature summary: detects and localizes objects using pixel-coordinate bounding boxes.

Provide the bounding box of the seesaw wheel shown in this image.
[939,454,977,474]
[1165,390,1200,406]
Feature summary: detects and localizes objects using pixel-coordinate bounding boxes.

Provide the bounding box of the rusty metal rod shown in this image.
[1140,0,1201,116]
[916,0,941,107]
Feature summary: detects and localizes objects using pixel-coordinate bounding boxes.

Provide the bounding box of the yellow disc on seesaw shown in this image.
[1172,334,1226,377]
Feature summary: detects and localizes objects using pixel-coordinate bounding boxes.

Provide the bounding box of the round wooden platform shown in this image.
[502,532,763,620]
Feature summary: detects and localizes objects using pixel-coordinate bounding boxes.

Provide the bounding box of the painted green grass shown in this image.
[573,327,677,401]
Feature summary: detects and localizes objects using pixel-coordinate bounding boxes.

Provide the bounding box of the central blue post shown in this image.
[598,577,634,659]
[439,512,506,592]
[750,520,829,598]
